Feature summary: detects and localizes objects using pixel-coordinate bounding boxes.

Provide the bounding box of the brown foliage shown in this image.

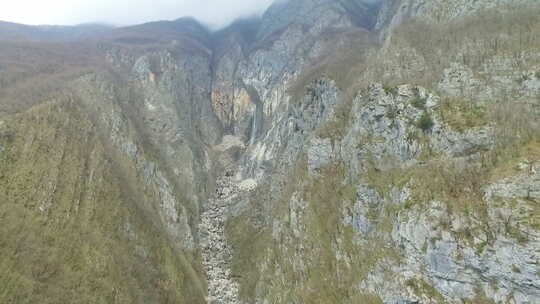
[0,40,106,115]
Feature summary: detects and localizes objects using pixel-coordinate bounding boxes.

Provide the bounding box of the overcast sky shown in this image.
[0,0,276,28]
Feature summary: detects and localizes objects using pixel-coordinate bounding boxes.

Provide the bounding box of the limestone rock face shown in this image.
[217,1,540,303]
[376,0,536,30]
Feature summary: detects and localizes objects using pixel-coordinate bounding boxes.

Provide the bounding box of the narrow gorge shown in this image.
[200,170,241,304]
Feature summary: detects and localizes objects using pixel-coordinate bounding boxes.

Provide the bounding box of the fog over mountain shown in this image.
[0,0,276,28]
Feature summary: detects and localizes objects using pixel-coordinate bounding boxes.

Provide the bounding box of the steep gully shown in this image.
[200,167,241,304]
[199,81,263,304]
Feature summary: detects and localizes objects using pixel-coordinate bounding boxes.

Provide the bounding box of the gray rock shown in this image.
[438,63,482,97]
[307,137,334,174]
[350,185,383,236]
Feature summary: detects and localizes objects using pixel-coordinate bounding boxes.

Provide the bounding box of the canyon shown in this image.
[0,0,539,303]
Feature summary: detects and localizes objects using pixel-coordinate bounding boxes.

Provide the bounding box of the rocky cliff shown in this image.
[1,0,539,303]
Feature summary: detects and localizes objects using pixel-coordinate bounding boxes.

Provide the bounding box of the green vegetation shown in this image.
[230,7,540,300]
[362,6,540,90]
[226,160,399,303]
[317,98,353,141]
[0,100,205,303]
[411,97,427,109]
[349,294,384,304]
[2,4,538,304]
[405,278,446,303]
[416,111,435,132]
[465,287,497,304]
[438,98,487,132]
[383,86,398,96]
[386,105,399,120]
[0,40,106,116]
[517,74,530,85]
[364,95,540,251]
[287,29,377,103]
[504,221,530,245]
[535,71,540,79]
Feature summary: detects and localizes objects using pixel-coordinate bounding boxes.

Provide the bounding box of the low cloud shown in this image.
[1,0,276,28]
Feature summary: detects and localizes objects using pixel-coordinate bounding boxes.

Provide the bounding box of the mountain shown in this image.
[1,0,539,303]
[0,21,113,41]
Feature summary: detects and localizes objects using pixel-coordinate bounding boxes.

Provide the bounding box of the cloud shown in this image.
[0,0,276,28]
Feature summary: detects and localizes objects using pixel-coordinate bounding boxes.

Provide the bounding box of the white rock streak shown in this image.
[200,170,256,303]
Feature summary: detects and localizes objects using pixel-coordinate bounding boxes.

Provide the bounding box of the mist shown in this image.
[0,0,276,29]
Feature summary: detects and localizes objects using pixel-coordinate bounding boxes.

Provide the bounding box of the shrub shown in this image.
[317,98,353,141]
[438,98,487,132]
[417,111,434,132]
[360,6,540,90]
[383,86,398,95]
[411,97,427,109]
[386,105,399,119]
[517,74,529,84]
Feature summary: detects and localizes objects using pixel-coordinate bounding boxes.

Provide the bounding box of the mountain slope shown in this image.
[220,1,540,303]
[1,1,540,303]
[0,97,206,303]
[0,21,113,41]
[0,18,219,304]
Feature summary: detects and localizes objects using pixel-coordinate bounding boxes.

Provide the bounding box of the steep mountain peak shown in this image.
[213,16,261,44]
[172,16,211,34]
[95,17,212,54]
[257,0,381,40]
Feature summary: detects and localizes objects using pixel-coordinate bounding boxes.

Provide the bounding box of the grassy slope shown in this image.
[368,5,540,89]
[0,20,216,302]
[0,99,206,303]
[0,41,104,116]
[227,160,398,303]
